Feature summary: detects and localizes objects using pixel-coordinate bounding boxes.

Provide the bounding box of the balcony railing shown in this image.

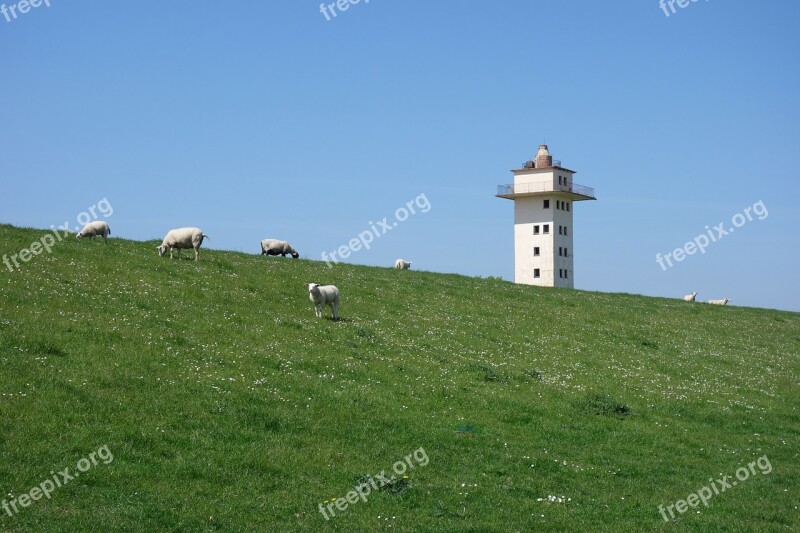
[496,181,595,199]
[521,159,562,169]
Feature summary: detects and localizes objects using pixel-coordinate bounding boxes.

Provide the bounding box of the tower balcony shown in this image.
[496,181,596,201]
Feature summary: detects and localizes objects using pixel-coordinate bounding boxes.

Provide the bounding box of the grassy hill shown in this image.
[0,224,798,532]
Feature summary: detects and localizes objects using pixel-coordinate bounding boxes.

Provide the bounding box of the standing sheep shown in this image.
[395,259,412,270]
[76,221,111,242]
[261,239,300,258]
[308,283,340,320]
[157,227,209,261]
[708,298,730,306]
[683,292,698,302]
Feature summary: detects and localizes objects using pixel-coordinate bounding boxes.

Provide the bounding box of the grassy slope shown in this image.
[0,224,798,532]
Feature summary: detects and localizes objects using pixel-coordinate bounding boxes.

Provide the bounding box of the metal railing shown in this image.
[496,181,595,199]
[521,159,562,169]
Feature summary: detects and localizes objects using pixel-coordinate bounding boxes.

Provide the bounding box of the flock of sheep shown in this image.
[76,222,732,317]
[75,223,413,320]
[683,292,730,306]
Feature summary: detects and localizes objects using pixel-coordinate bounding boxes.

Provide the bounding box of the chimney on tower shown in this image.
[535,144,553,168]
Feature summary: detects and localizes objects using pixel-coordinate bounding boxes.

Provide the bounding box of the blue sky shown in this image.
[1,1,799,311]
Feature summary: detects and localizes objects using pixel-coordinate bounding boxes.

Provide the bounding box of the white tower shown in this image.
[496,145,595,288]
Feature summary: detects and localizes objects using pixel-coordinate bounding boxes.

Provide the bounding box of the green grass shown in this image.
[1,224,798,532]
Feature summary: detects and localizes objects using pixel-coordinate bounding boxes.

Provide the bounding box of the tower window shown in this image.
[533,225,540,235]
[543,199,550,209]
[558,247,563,256]
[566,203,570,212]
[543,224,550,234]
[564,248,568,257]
[533,247,540,257]
[564,227,568,236]
[534,269,540,278]
[558,226,563,235]
[565,270,569,279]
[558,176,562,185]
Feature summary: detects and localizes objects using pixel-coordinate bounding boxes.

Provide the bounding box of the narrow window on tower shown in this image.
[534,269,541,279]
[565,270,569,279]
[564,248,568,257]
[564,226,568,236]
[558,247,563,256]
[566,202,570,212]
[533,225,540,235]
[543,199,550,209]
[558,226,562,235]
[543,224,550,234]
[534,247,540,257]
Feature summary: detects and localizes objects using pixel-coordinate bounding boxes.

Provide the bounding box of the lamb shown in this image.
[683,292,698,302]
[395,259,412,270]
[261,239,299,258]
[157,227,209,261]
[308,283,340,320]
[76,221,111,242]
[708,298,730,306]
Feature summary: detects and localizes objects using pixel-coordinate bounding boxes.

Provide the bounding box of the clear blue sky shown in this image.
[2,1,799,311]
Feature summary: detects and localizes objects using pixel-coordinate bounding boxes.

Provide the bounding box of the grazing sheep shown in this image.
[708,298,730,306]
[157,227,209,261]
[395,259,412,270]
[261,239,299,258]
[683,292,698,302]
[76,221,111,242]
[308,283,340,320]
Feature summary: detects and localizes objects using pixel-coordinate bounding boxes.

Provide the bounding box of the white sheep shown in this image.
[157,227,209,261]
[308,283,340,320]
[708,298,730,306]
[76,221,111,242]
[395,259,412,270]
[683,292,698,302]
[261,239,299,258]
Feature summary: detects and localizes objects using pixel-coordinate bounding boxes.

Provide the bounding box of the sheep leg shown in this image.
[194,246,200,261]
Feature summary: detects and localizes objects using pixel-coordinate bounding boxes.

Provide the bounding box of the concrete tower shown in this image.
[496,145,596,288]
